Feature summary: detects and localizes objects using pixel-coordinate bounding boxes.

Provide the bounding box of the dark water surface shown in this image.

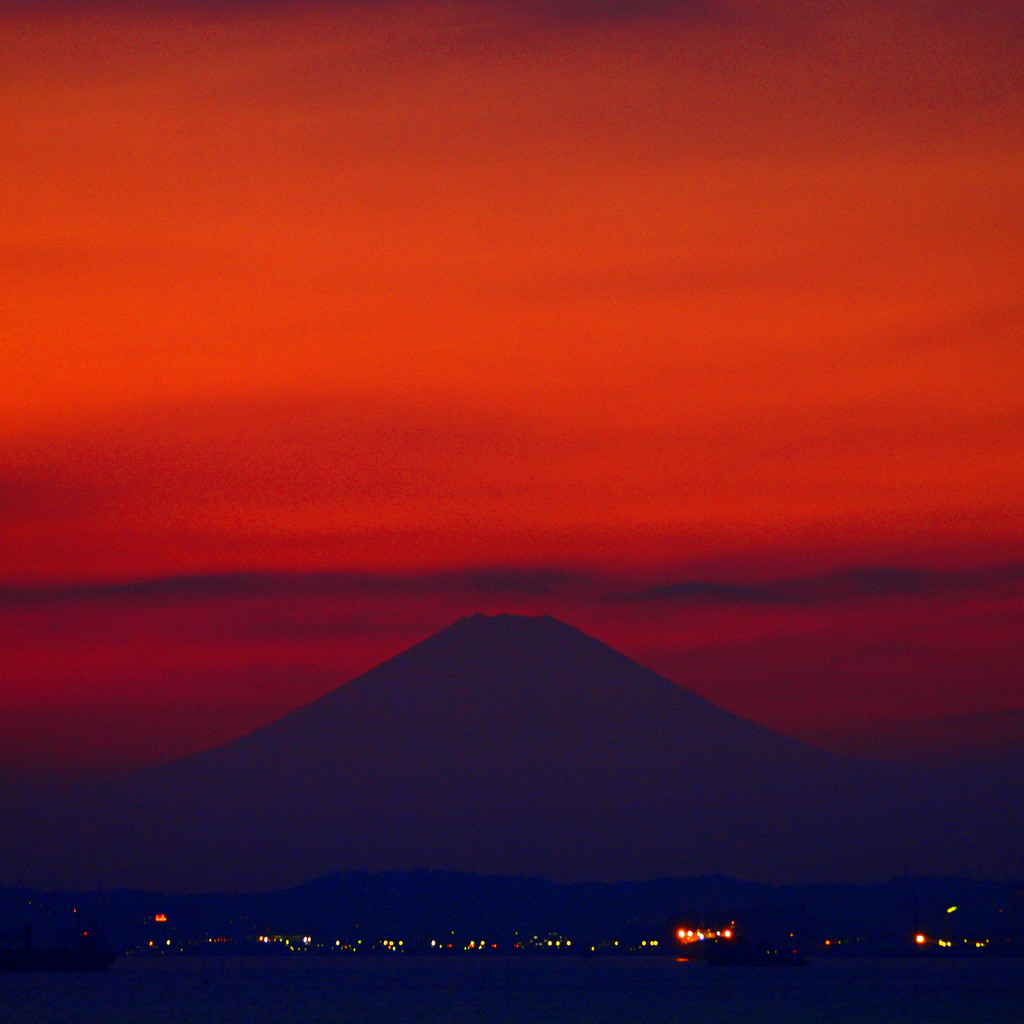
[1,956,1022,1024]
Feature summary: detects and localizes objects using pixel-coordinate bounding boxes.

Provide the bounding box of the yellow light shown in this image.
[915,934,926,945]
[947,906,957,914]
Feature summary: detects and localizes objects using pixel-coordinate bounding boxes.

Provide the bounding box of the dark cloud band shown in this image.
[4,562,1021,610]
[626,565,1024,606]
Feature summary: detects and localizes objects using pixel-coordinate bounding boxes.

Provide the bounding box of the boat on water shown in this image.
[0,923,117,971]
[703,936,807,967]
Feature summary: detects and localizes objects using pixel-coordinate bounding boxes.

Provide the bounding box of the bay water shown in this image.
[2,955,1022,1023]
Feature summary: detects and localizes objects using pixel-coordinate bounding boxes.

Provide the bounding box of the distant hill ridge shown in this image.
[3,870,1018,952]
[1,614,1021,892]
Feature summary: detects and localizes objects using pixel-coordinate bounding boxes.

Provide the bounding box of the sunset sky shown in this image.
[2,0,1022,774]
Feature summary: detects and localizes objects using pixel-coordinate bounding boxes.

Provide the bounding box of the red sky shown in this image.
[2,0,1022,773]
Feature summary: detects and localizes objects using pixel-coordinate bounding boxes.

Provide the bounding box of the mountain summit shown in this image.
[5,614,1019,891]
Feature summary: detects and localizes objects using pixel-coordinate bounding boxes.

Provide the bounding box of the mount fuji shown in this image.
[3,614,1019,891]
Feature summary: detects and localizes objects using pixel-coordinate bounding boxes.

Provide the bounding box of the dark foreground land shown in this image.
[2,871,1021,960]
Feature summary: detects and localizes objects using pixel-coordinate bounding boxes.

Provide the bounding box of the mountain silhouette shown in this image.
[4,614,1020,891]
